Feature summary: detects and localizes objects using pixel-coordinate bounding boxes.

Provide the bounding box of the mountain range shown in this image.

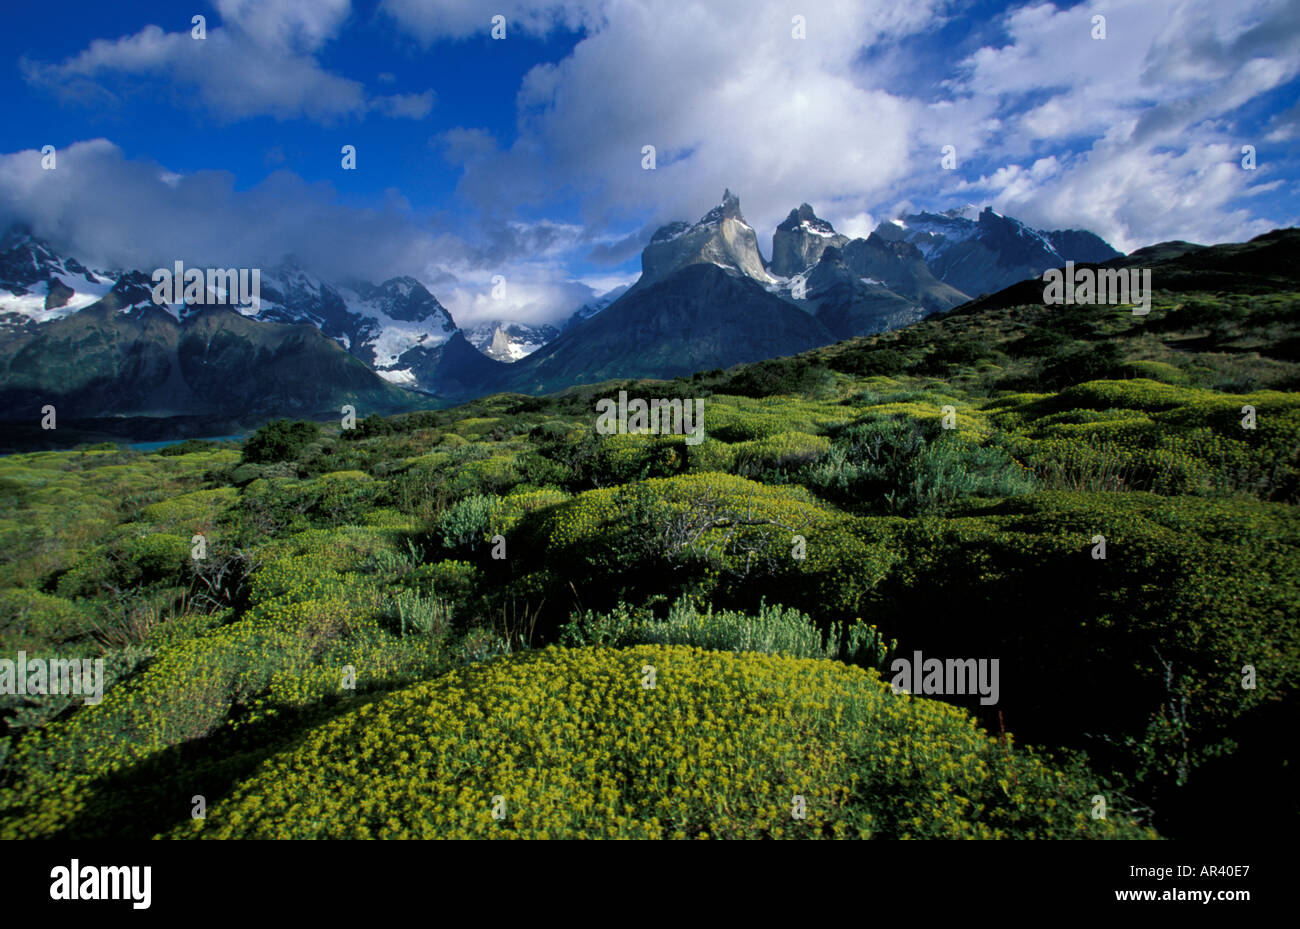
[0,192,1131,434]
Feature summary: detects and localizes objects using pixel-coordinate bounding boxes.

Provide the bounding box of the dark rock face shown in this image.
[770,203,849,277]
[505,263,836,393]
[803,247,925,340]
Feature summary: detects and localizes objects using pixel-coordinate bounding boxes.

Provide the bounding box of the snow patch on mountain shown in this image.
[465,320,559,362]
[376,367,418,386]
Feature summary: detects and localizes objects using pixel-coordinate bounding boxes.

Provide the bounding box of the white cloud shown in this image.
[421,0,1294,255]
[380,0,597,42]
[9,0,1297,315]
[435,0,947,253]
[963,137,1277,252]
[371,90,436,119]
[836,212,877,239]
[931,0,1300,245]
[214,0,353,52]
[21,0,434,124]
[440,270,609,329]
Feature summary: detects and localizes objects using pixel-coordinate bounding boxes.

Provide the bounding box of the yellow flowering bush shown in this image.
[180,645,1154,840]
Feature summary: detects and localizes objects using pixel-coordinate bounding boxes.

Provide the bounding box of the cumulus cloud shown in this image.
[424,0,1295,253]
[444,276,605,330]
[941,0,1299,248]
[22,0,431,124]
[958,137,1278,253]
[435,0,947,252]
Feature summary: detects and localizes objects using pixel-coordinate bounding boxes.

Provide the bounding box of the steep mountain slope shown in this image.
[504,263,836,394]
[255,263,458,385]
[561,284,631,331]
[765,203,968,335]
[838,235,970,311]
[0,230,462,395]
[802,246,927,339]
[0,227,117,325]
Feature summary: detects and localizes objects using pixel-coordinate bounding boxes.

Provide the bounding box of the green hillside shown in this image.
[1,263,1297,839]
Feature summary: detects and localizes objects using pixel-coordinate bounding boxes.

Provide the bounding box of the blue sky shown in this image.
[2,0,1297,328]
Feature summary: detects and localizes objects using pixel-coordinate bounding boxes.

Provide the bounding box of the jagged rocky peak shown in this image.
[353,275,451,324]
[699,188,744,225]
[0,224,119,321]
[465,319,559,362]
[816,244,846,266]
[770,203,849,277]
[639,189,773,286]
[777,203,835,234]
[868,206,1123,297]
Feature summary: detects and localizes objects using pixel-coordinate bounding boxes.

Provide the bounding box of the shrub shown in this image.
[829,348,909,377]
[0,589,91,651]
[1007,327,1070,359]
[803,416,1032,514]
[915,337,996,374]
[241,420,321,464]
[386,589,453,639]
[342,414,396,441]
[730,431,830,478]
[1122,360,1191,385]
[305,471,378,526]
[723,359,836,398]
[864,491,1300,830]
[156,439,218,457]
[179,645,1155,839]
[509,473,893,622]
[434,494,500,552]
[1039,343,1125,389]
[559,596,894,670]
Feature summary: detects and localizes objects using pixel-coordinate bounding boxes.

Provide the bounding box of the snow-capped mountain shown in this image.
[872,207,1122,297]
[0,231,462,393]
[758,202,970,333]
[0,232,419,427]
[255,263,458,386]
[0,226,118,326]
[464,320,560,362]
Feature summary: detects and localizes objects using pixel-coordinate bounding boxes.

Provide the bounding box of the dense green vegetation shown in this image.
[1,288,1296,839]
